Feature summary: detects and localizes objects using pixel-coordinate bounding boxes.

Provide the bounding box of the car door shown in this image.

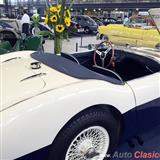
[127,73,160,134]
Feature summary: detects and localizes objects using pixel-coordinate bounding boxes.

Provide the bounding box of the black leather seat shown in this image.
[116,57,151,81]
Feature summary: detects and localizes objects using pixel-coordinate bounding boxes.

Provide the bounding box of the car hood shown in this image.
[148,8,160,34]
[0,51,81,111]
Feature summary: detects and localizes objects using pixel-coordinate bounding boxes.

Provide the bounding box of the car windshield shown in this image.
[92,17,102,23]
[148,8,160,33]
[129,17,147,26]
[128,15,156,28]
[86,17,97,25]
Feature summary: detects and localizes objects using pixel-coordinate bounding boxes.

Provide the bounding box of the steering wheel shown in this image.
[93,41,115,68]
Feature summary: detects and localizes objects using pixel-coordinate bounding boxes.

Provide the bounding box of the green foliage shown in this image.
[38,31,55,39]
[32,14,40,25]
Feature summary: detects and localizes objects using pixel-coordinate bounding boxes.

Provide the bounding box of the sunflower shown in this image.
[56,24,65,33]
[50,15,57,23]
[50,7,57,13]
[65,9,71,18]
[65,17,71,27]
[57,4,62,13]
[44,15,49,25]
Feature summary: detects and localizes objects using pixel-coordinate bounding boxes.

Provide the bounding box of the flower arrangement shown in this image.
[44,0,72,54]
[31,13,40,35]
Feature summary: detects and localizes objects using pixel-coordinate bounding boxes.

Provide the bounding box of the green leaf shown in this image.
[38,31,55,39]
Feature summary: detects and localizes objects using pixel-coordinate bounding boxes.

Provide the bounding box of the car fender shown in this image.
[1,80,135,159]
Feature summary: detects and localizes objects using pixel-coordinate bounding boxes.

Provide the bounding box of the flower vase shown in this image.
[34,24,40,36]
[54,35,63,55]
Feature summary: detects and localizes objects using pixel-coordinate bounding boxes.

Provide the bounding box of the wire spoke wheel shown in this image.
[65,126,109,160]
[48,109,121,160]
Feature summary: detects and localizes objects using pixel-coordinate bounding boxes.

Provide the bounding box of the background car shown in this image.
[0,13,8,18]
[68,20,84,34]
[0,27,19,46]
[97,10,160,49]
[128,15,156,27]
[0,18,21,32]
[72,15,98,34]
[103,17,117,25]
[0,18,44,54]
[0,28,19,54]
[115,17,123,24]
[0,21,14,30]
[90,16,104,26]
[0,28,44,55]
[0,21,18,50]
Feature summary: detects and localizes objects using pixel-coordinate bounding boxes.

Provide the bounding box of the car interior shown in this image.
[61,44,160,82]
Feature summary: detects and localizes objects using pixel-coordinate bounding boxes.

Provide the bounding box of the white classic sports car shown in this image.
[0,9,160,160]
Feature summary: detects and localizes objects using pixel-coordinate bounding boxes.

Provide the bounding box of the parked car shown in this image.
[0,28,44,54]
[0,13,8,18]
[0,19,45,54]
[127,15,156,27]
[0,18,21,32]
[0,9,160,160]
[103,17,117,25]
[0,21,14,30]
[0,21,19,50]
[90,16,104,26]
[72,15,98,34]
[0,28,19,48]
[97,9,160,49]
[116,17,123,24]
[69,20,84,34]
